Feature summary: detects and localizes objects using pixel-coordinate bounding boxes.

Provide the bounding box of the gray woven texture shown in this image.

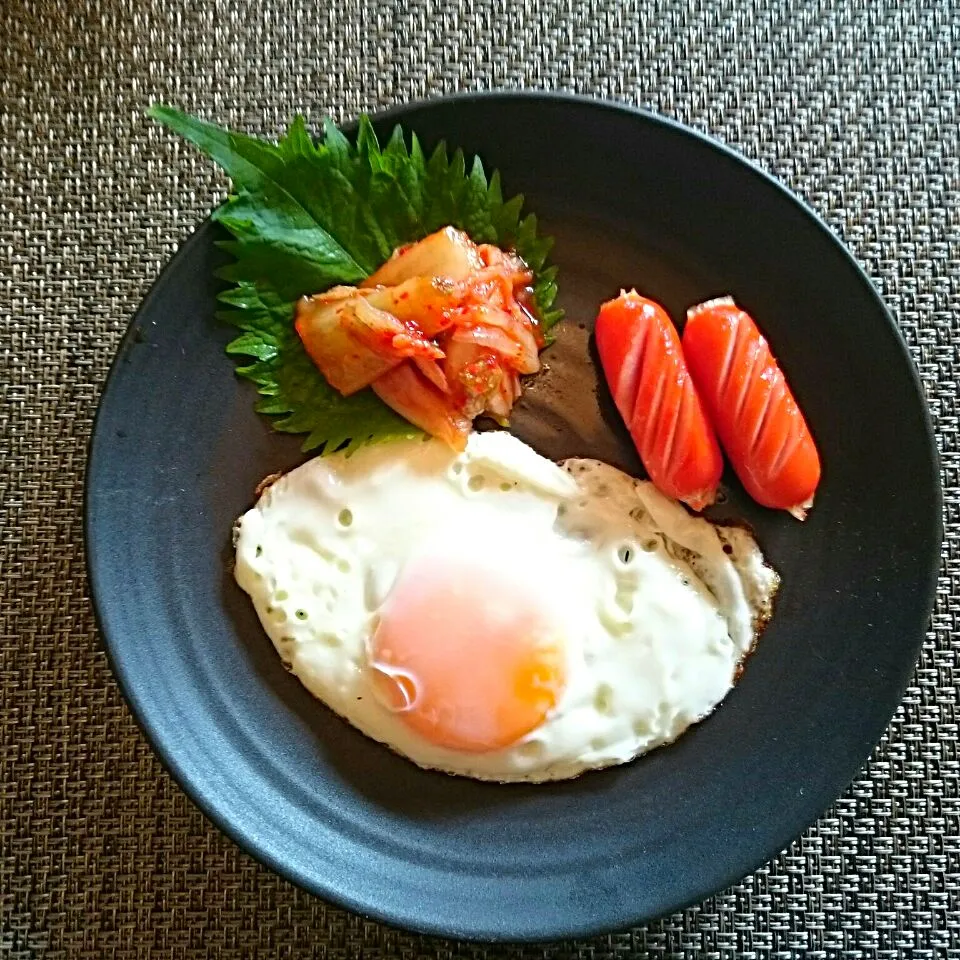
[2,0,958,956]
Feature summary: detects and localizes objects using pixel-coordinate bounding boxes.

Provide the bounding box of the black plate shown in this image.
[85,93,941,941]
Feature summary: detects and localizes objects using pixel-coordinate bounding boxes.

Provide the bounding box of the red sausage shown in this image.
[682,297,821,519]
[595,291,723,511]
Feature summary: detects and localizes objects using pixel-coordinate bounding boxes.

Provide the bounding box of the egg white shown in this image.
[233,432,778,782]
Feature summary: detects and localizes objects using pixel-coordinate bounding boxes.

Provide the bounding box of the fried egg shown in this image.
[233,432,778,782]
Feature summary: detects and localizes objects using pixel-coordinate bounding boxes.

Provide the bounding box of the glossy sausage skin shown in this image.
[682,297,821,519]
[595,291,723,511]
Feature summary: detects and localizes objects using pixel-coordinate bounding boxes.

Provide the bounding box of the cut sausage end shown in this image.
[682,487,718,512]
[787,496,814,522]
[686,295,736,321]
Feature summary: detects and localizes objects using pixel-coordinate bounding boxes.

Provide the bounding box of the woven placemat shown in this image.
[2,0,958,956]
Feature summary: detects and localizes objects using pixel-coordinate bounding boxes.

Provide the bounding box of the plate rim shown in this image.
[85,89,943,942]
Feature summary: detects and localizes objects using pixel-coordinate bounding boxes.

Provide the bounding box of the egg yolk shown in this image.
[369,557,566,753]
